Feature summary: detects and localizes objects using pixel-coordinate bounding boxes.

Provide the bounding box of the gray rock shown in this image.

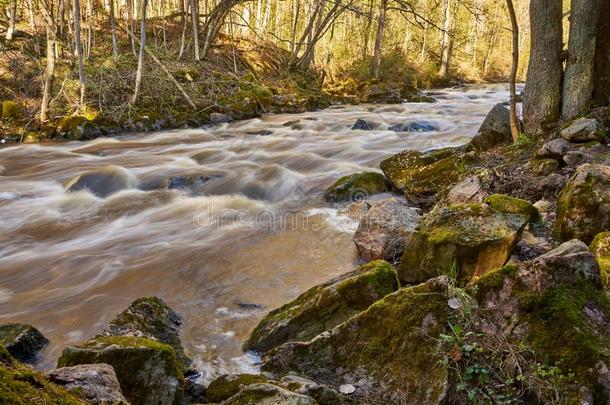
[353,198,421,261]
[536,138,572,160]
[45,364,129,405]
[446,175,486,205]
[224,383,315,405]
[563,151,593,166]
[210,113,233,124]
[102,296,191,370]
[351,119,374,130]
[560,118,607,143]
[470,103,512,151]
[389,121,438,133]
[0,323,48,363]
[66,166,137,198]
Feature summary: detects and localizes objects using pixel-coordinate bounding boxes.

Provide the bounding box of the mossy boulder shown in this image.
[472,240,610,402]
[380,147,468,205]
[207,373,269,403]
[261,277,451,403]
[224,383,316,405]
[58,336,184,405]
[0,323,49,363]
[323,172,389,203]
[0,344,84,404]
[555,164,610,244]
[398,203,527,285]
[56,116,98,140]
[485,194,539,221]
[469,103,511,151]
[243,260,399,353]
[102,296,191,371]
[590,232,610,288]
[1,100,22,120]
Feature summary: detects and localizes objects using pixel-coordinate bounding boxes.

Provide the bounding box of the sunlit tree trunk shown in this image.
[191,0,200,60]
[506,0,520,143]
[109,0,119,61]
[128,0,137,55]
[74,0,86,105]
[438,0,452,79]
[178,0,189,58]
[40,0,56,123]
[562,0,600,119]
[132,0,148,104]
[372,0,387,79]
[6,0,18,40]
[523,0,563,135]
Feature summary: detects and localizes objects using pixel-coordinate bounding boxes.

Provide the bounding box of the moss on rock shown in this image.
[58,336,184,405]
[0,323,49,363]
[224,383,316,405]
[1,100,21,120]
[323,172,389,203]
[261,277,450,403]
[590,232,610,289]
[485,194,539,221]
[555,164,610,244]
[0,344,84,404]
[207,373,269,403]
[244,260,399,353]
[398,203,527,285]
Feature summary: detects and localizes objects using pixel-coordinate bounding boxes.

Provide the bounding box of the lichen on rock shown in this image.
[590,232,610,288]
[243,260,399,353]
[484,194,539,222]
[398,203,527,285]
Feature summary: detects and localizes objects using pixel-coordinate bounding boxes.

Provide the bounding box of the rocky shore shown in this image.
[3,102,610,404]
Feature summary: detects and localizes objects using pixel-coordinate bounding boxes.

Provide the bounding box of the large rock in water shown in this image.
[0,323,49,363]
[243,260,399,353]
[555,164,610,244]
[353,198,421,261]
[469,103,512,151]
[45,364,128,405]
[398,202,527,285]
[66,166,137,198]
[323,172,389,203]
[380,147,468,205]
[58,336,183,405]
[261,276,451,403]
[0,344,83,404]
[101,296,191,371]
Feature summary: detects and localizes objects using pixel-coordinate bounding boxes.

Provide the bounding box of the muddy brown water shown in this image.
[0,84,511,382]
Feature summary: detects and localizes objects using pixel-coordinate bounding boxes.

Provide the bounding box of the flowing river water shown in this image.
[0,84,510,382]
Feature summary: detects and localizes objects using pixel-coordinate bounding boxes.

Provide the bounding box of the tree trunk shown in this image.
[178,0,188,58]
[438,0,452,79]
[74,0,86,105]
[592,0,610,106]
[109,0,119,61]
[372,0,387,79]
[562,0,600,120]
[27,0,36,32]
[522,0,563,136]
[6,0,17,40]
[191,0,200,60]
[132,0,148,104]
[506,0,520,143]
[41,5,56,123]
[128,0,137,55]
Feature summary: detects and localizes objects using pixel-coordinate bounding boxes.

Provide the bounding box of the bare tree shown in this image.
[132,0,148,104]
[505,0,519,143]
[191,0,200,60]
[74,0,86,105]
[372,0,387,79]
[562,0,601,119]
[6,0,18,40]
[438,0,452,79]
[39,0,56,123]
[109,0,119,62]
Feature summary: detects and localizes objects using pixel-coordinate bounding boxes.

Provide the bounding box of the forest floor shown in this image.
[0,21,459,143]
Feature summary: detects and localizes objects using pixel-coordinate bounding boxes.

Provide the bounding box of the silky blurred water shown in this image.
[0,84,511,382]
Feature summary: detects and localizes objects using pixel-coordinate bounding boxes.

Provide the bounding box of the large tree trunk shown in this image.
[438,0,452,79]
[132,0,148,104]
[562,0,600,119]
[191,0,200,60]
[6,0,17,40]
[523,0,563,136]
[74,0,86,105]
[372,0,387,79]
[506,0,520,143]
[592,0,610,106]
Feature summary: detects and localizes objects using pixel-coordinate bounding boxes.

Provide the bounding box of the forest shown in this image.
[2,0,610,404]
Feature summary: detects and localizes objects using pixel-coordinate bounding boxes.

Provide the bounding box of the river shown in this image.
[0,84,510,382]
